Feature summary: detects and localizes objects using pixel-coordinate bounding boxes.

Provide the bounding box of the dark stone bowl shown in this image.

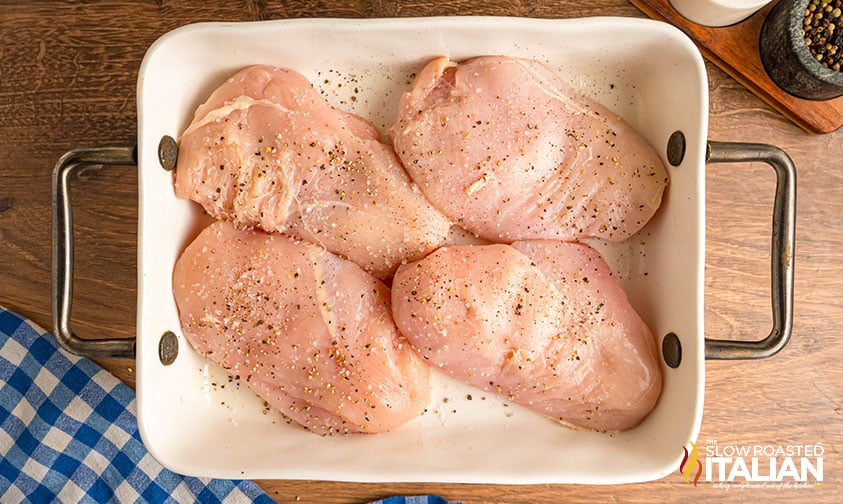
[760,0,843,100]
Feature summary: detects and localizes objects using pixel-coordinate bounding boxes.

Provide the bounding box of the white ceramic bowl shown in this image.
[670,0,772,27]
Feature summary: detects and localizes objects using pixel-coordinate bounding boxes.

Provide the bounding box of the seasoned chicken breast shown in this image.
[173,221,431,435]
[391,241,662,432]
[175,65,452,279]
[391,56,668,243]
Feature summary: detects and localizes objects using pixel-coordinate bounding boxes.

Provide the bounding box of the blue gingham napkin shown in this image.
[370,498,456,504]
[0,305,459,503]
[0,306,274,503]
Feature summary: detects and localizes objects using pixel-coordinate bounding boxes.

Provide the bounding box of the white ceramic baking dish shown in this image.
[51,16,795,484]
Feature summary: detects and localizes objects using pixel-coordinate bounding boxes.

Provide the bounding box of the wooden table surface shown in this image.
[1,1,841,503]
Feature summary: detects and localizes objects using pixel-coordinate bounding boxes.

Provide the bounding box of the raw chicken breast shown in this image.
[391,56,668,243]
[391,241,662,432]
[175,65,452,278]
[173,221,431,435]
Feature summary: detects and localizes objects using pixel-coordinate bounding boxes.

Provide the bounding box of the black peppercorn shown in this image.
[804,0,843,70]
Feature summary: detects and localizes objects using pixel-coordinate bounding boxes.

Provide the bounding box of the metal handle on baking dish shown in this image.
[703,141,796,360]
[51,147,138,359]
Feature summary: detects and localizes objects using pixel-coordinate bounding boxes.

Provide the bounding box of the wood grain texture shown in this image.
[0,1,840,503]
[630,0,843,134]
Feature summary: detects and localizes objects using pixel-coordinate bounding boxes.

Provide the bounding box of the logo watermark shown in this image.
[679,440,825,490]
[680,441,703,486]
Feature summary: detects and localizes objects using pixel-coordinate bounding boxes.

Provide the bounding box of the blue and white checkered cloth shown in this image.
[0,305,459,503]
[371,498,455,504]
[0,306,275,503]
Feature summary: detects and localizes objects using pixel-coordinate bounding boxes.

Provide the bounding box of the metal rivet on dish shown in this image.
[666,131,686,167]
[159,331,179,366]
[662,332,682,368]
[158,135,178,171]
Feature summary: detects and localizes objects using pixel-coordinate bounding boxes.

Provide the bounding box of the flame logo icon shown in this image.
[679,441,703,486]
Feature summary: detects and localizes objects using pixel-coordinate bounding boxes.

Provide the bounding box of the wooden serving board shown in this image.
[630,0,843,134]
